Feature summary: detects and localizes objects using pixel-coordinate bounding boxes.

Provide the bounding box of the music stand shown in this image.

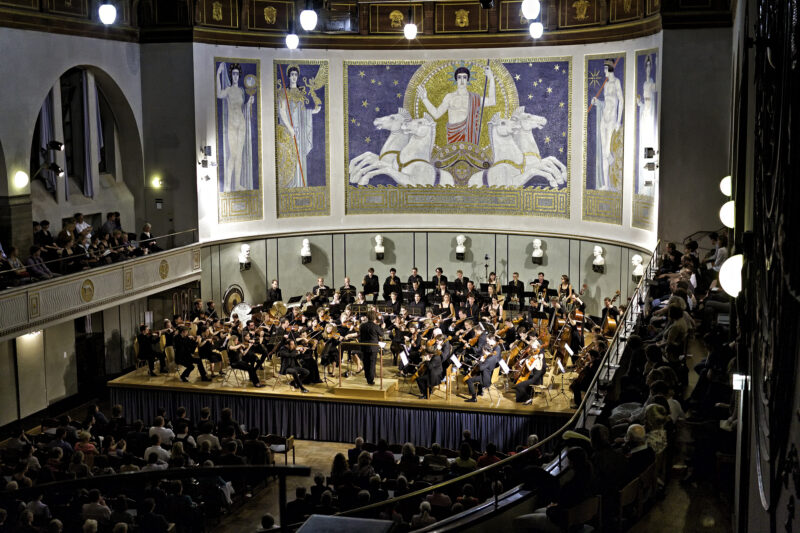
[479,283,490,293]
[552,359,570,402]
[340,287,357,301]
[286,295,303,307]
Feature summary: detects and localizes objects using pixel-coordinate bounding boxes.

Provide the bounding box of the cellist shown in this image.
[513,335,546,404]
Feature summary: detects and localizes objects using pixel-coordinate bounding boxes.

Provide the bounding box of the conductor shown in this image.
[359,310,385,386]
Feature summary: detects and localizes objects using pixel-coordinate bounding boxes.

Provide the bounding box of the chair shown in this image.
[133,338,149,374]
[485,366,503,402]
[260,434,295,465]
[617,475,642,527]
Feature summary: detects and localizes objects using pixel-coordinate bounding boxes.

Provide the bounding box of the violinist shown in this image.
[416,338,445,399]
[296,334,322,384]
[362,268,380,303]
[449,309,469,337]
[320,323,341,375]
[278,340,310,392]
[206,301,219,320]
[227,333,265,388]
[199,328,224,377]
[400,323,422,374]
[137,325,168,376]
[389,314,410,366]
[465,338,501,402]
[251,329,270,370]
[513,334,546,403]
[499,318,518,345]
[383,268,402,302]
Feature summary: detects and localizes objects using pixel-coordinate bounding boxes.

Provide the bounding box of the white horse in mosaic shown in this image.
[350,113,455,187]
[510,107,568,188]
[349,108,412,178]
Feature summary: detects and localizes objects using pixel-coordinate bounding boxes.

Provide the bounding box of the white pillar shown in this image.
[85,70,102,197]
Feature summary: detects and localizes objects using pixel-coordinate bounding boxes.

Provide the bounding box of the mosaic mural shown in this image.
[633,49,658,230]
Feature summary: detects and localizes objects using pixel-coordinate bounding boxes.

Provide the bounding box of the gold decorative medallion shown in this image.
[455,8,469,27]
[264,5,277,23]
[623,0,632,13]
[573,0,590,20]
[192,249,201,270]
[159,260,169,280]
[212,0,223,21]
[29,293,40,319]
[389,9,404,27]
[123,268,133,291]
[80,280,95,303]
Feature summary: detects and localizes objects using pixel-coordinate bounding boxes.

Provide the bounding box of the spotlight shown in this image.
[33,163,64,179]
[521,0,540,20]
[479,0,493,8]
[13,171,29,188]
[644,162,658,171]
[529,22,543,39]
[200,145,212,157]
[151,176,163,188]
[46,140,64,151]
[719,175,732,196]
[299,0,318,31]
[719,200,735,228]
[643,146,656,159]
[98,1,117,24]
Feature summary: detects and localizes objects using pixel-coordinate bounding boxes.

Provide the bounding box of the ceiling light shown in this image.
[719,200,735,228]
[719,175,732,196]
[529,22,543,39]
[151,176,163,188]
[521,0,540,20]
[286,32,299,49]
[404,21,417,39]
[98,1,117,24]
[46,140,64,151]
[719,254,743,297]
[299,0,318,31]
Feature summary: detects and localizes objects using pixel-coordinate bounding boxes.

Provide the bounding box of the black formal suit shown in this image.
[278,346,310,388]
[408,274,423,286]
[175,335,208,380]
[359,321,384,385]
[312,284,330,305]
[387,299,402,316]
[507,280,526,306]
[417,351,444,397]
[137,332,167,374]
[513,356,546,402]
[453,277,469,303]
[339,285,357,304]
[383,275,402,301]
[431,274,448,289]
[467,345,501,398]
[362,274,379,303]
[266,287,283,306]
[229,344,261,386]
[601,306,620,324]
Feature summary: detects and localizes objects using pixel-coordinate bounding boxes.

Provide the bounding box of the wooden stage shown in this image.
[108,351,574,450]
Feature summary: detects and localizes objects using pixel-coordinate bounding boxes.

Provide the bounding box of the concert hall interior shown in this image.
[0,0,795,531]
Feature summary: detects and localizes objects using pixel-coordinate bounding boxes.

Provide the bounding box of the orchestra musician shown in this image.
[465,337,501,402]
[408,292,426,316]
[312,277,330,305]
[227,333,265,387]
[487,272,502,298]
[570,349,600,408]
[437,293,455,320]
[387,292,402,315]
[265,279,282,307]
[513,333,546,403]
[530,272,549,302]
[199,328,224,377]
[137,325,168,376]
[557,274,573,301]
[278,339,311,392]
[359,310,385,386]
[601,297,620,325]
[463,294,480,319]
[408,267,423,287]
[205,301,218,320]
[362,268,380,303]
[453,270,469,304]
[175,326,211,382]
[416,336,446,399]
[506,272,526,308]
[383,268,402,302]
[340,277,356,305]
[432,267,448,289]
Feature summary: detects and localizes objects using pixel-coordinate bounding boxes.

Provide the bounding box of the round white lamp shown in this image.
[529,22,544,39]
[404,22,417,40]
[719,200,735,228]
[286,32,299,49]
[98,2,117,24]
[521,0,541,20]
[299,8,318,31]
[719,175,732,197]
[13,171,29,189]
[719,254,743,297]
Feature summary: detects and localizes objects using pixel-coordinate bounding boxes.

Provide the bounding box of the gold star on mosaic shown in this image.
[365,136,371,143]
[588,69,603,88]
[544,136,551,144]
[562,131,566,137]
[351,117,356,124]
[533,81,538,87]
[385,65,391,70]
[528,94,533,100]
[559,101,565,108]
[514,74,521,81]
[539,78,542,83]
[375,106,380,112]
[393,80,399,86]
[547,87,553,94]
[563,69,567,75]
[362,100,368,107]
[396,93,402,99]
[370,79,375,84]
[554,65,560,71]
[358,71,365,78]
[559,147,564,153]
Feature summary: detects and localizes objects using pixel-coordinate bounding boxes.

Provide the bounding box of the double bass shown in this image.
[601,290,622,338]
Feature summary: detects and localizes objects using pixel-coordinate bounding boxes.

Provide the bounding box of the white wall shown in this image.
[193,34,662,251]
[15,331,47,418]
[0,340,18,426]
[43,321,78,404]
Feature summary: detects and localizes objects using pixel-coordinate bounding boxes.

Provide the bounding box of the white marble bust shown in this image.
[532,239,544,258]
[300,239,311,258]
[238,243,251,264]
[631,254,644,277]
[592,245,605,266]
[456,234,466,254]
[375,234,384,254]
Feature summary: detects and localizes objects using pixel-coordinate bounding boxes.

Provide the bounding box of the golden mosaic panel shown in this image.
[198,0,239,27]
[559,0,603,27]
[369,4,424,34]
[632,194,655,230]
[248,0,293,31]
[218,190,263,222]
[435,3,488,33]
[609,0,641,22]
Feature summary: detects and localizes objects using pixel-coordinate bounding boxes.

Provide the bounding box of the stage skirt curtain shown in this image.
[110,388,564,452]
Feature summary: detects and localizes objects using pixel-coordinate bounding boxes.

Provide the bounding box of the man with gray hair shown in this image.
[625,423,655,481]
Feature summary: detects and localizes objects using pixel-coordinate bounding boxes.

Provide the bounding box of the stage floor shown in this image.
[109,350,577,417]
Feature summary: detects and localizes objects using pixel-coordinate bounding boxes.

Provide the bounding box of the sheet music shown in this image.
[450,355,462,369]
[565,344,574,356]
[498,359,510,374]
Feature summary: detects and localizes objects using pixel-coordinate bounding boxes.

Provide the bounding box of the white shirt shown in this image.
[149,426,175,445]
[143,445,170,462]
[75,221,92,237]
